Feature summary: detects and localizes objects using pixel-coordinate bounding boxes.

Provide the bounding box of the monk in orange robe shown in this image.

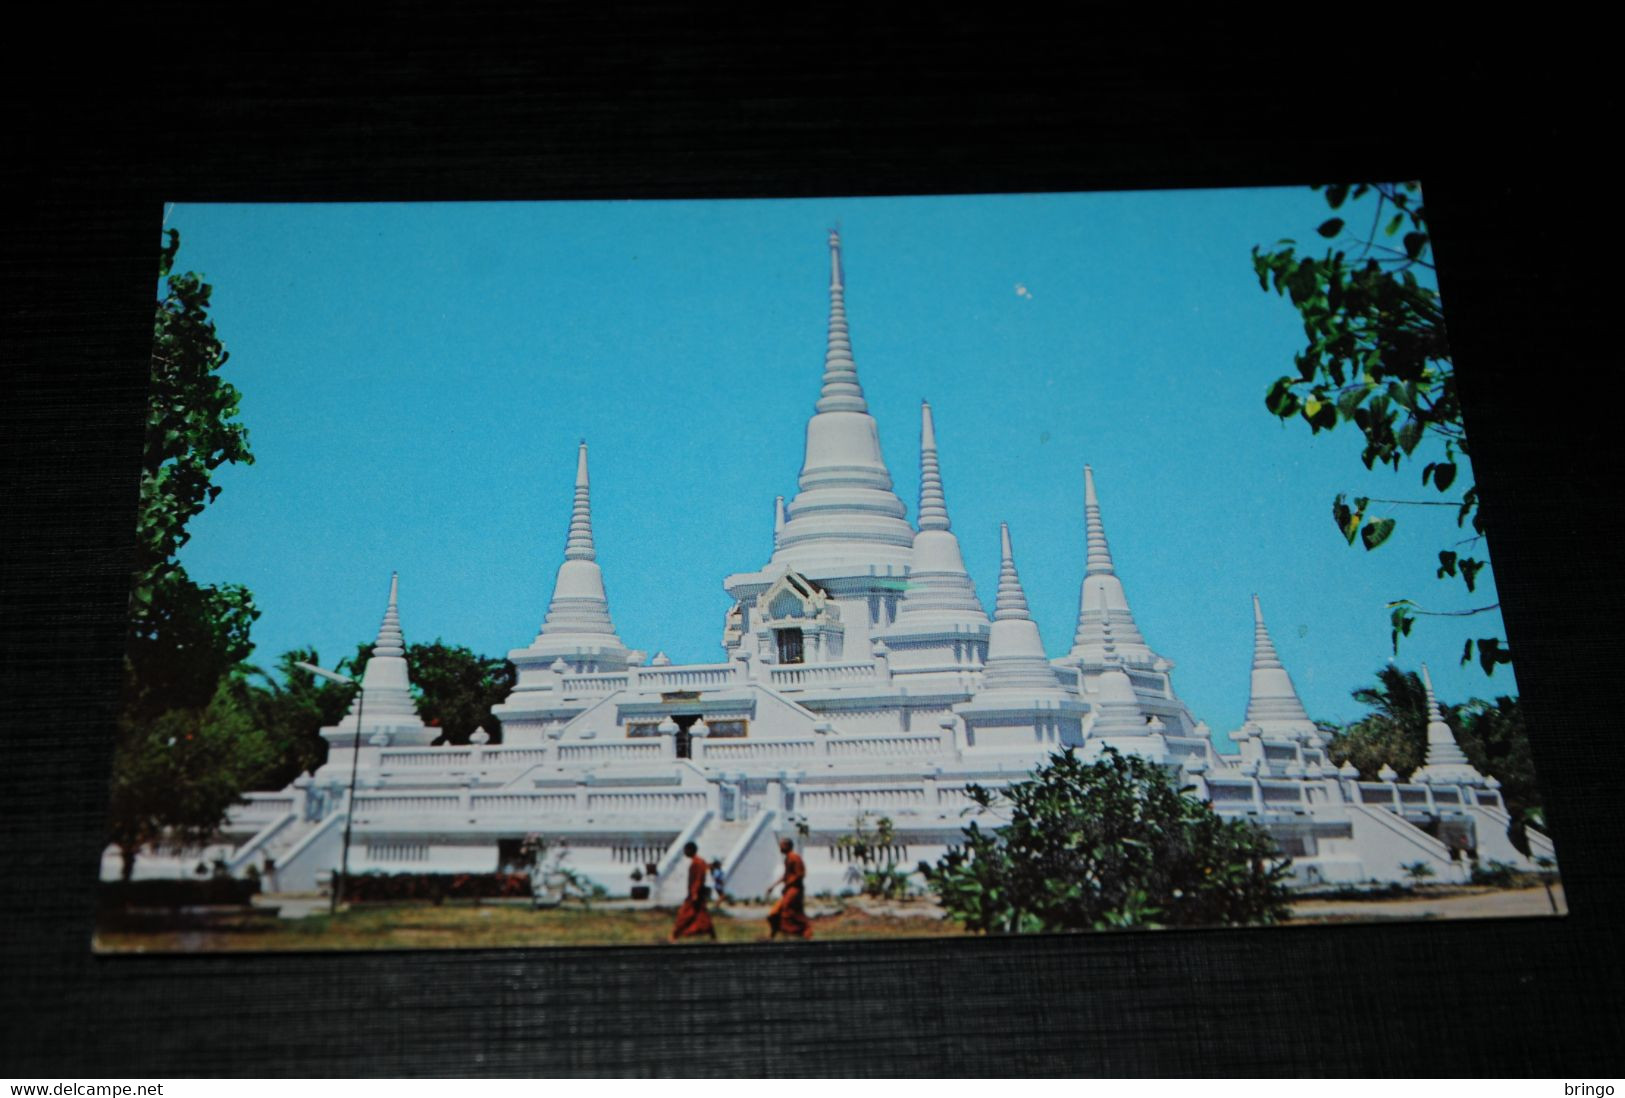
[669,841,716,942]
[766,838,814,939]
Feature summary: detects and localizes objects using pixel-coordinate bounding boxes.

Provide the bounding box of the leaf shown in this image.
[1403,231,1428,260]
[1317,218,1345,238]
[1460,557,1485,593]
[1437,550,1458,578]
[1385,213,1404,237]
[1332,495,1359,544]
[1361,517,1396,550]
[1476,637,1512,675]
[1396,418,1422,455]
[1389,604,1415,653]
[1461,638,1475,666]
[1432,462,1457,492]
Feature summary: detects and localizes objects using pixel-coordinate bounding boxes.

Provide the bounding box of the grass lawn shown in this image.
[94,900,965,953]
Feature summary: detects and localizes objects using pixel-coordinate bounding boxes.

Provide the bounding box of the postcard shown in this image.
[94,187,1562,952]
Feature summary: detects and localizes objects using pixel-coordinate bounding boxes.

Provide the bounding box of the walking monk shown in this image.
[766,838,814,940]
[669,841,717,942]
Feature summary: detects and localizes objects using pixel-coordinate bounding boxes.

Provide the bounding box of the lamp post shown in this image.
[295,660,365,916]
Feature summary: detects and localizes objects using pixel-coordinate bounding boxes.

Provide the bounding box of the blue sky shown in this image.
[165,190,1518,748]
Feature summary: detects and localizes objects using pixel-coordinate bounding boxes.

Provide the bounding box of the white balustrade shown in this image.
[480,748,549,766]
[557,742,664,764]
[383,750,473,767]
[469,793,577,814]
[634,664,735,690]
[796,786,927,811]
[586,791,708,813]
[354,794,462,815]
[768,662,879,688]
[825,734,946,758]
[560,674,629,695]
[699,740,817,762]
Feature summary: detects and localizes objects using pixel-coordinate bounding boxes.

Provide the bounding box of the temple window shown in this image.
[775,627,805,664]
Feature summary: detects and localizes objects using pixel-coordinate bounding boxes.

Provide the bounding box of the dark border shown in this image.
[6,6,1621,1076]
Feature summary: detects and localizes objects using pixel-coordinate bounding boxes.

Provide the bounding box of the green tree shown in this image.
[108,678,278,880]
[111,230,260,878]
[1326,665,1441,780]
[227,647,360,790]
[1253,183,1510,675]
[349,639,516,745]
[1455,693,1540,828]
[919,748,1292,933]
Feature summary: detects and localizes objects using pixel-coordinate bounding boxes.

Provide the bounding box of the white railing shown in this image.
[561,674,629,695]
[354,794,461,814]
[480,748,549,766]
[825,734,946,759]
[470,793,577,815]
[769,662,878,688]
[797,786,927,811]
[636,664,736,690]
[587,791,708,814]
[699,740,818,762]
[557,742,665,764]
[383,750,473,767]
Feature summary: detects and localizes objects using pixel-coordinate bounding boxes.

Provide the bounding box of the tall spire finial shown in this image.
[1421,663,1445,724]
[816,230,867,414]
[917,400,950,532]
[1251,594,1283,670]
[1084,465,1116,576]
[565,442,595,562]
[774,495,786,543]
[994,523,1032,621]
[373,571,405,655]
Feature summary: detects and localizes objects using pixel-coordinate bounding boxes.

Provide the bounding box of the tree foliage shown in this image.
[919,748,1292,933]
[111,231,260,877]
[1253,183,1510,674]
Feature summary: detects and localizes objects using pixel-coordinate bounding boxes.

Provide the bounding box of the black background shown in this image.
[4,4,1621,1077]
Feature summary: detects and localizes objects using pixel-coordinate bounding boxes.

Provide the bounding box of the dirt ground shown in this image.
[92,884,1566,953]
[1287,883,1565,923]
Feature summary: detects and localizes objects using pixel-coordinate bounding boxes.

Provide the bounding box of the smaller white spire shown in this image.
[976,524,1062,694]
[890,401,988,645]
[324,572,432,746]
[993,523,1032,622]
[774,495,786,546]
[1413,663,1484,784]
[1242,595,1317,738]
[1069,466,1155,664]
[917,401,950,532]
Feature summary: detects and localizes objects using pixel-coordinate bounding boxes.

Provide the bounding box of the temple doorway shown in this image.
[673,714,700,759]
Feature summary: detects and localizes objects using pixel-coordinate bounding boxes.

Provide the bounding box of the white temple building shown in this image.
[107,232,1555,900]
